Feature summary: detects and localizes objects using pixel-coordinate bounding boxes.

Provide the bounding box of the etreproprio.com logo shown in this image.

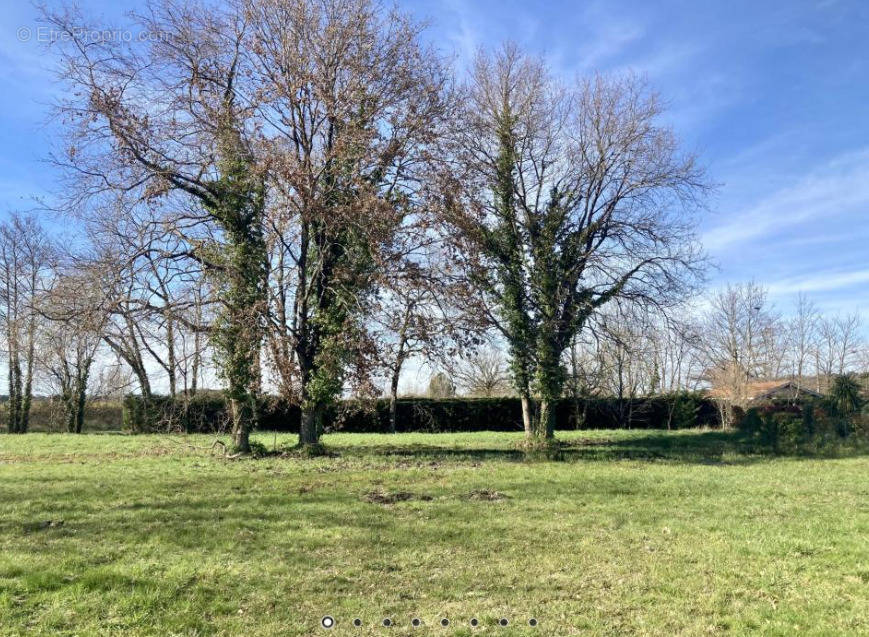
[16,26,172,44]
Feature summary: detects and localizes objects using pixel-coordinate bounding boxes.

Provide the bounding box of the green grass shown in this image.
[0,430,867,636]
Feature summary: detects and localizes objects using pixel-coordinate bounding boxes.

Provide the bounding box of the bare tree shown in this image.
[454,346,512,397]
[427,371,456,398]
[816,311,862,388]
[44,1,268,451]
[86,203,214,402]
[786,292,819,388]
[372,274,447,431]
[700,282,782,426]
[38,265,109,434]
[0,215,53,433]
[441,44,707,443]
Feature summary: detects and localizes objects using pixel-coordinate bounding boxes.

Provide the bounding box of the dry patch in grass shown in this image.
[465,488,509,501]
[361,488,433,505]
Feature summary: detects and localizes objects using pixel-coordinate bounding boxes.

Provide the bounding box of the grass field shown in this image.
[0,430,867,636]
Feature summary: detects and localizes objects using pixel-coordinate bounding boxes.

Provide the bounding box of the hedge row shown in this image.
[1,400,123,432]
[122,393,721,434]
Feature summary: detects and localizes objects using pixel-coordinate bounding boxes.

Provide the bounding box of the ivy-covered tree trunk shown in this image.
[7,357,21,433]
[62,361,90,434]
[214,232,266,454]
[292,212,370,450]
[536,400,555,439]
[299,405,321,446]
[208,124,268,455]
[389,370,401,434]
[74,382,87,434]
[530,325,565,441]
[7,331,23,433]
[229,394,256,451]
[63,392,75,433]
[520,394,533,437]
[20,316,36,433]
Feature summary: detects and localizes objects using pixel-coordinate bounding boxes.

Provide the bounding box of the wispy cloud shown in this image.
[766,268,869,296]
[703,148,869,253]
[437,0,482,72]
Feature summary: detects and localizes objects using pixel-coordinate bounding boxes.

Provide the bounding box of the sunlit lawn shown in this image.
[0,430,866,635]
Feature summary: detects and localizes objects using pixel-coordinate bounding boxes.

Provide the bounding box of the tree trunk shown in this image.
[230,397,253,453]
[537,399,555,439]
[20,316,35,433]
[75,385,86,434]
[299,405,321,446]
[63,390,76,433]
[389,366,401,434]
[66,404,76,433]
[7,359,19,433]
[521,394,533,438]
[8,351,22,433]
[190,328,200,397]
[137,366,152,400]
[166,315,177,398]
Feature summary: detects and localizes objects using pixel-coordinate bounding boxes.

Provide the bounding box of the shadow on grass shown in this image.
[324,430,869,465]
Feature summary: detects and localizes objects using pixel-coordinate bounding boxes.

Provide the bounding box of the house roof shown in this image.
[707,380,823,401]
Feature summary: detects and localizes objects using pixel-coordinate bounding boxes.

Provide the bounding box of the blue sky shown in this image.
[2,0,868,319]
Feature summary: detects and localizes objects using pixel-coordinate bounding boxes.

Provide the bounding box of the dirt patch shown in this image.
[560,438,615,447]
[22,519,64,533]
[465,489,509,501]
[362,489,433,505]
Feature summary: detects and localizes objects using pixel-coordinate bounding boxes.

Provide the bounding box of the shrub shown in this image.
[759,413,779,450]
[774,413,806,450]
[246,440,269,457]
[738,408,763,438]
[834,417,851,438]
[667,392,704,430]
[801,402,815,438]
[730,405,746,429]
[728,397,869,454]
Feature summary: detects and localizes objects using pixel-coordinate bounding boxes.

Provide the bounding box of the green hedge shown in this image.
[122,392,720,434]
[122,394,301,433]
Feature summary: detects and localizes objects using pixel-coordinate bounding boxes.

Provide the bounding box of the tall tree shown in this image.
[0,215,53,433]
[787,292,819,388]
[442,45,707,444]
[38,264,109,434]
[44,1,267,451]
[817,312,862,386]
[248,0,450,447]
[700,282,782,426]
